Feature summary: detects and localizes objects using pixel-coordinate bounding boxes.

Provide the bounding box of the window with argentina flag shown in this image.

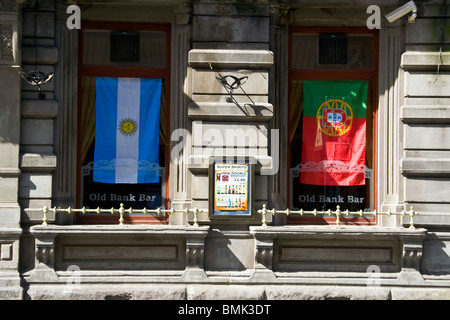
[78,22,170,223]
[80,76,166,220]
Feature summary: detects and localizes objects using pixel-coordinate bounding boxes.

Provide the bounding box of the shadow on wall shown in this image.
[421,233,450,275]
[204,229,251,271]
[18,174,37,199]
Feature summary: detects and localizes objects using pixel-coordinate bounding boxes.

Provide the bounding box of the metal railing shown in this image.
[40,203,203,227]
[257,204,419,229]
[39,203,418,229]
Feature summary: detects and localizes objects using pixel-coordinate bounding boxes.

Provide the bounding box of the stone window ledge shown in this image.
[28,225,210,283]
[250,225,427,283]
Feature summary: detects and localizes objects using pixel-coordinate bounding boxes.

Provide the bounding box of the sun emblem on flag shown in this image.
[316,99,353,137]
[118,118,138,136]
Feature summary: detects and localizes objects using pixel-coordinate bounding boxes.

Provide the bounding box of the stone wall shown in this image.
[400,0,450,275]
[0,0,24,300]
[1,0,449,300]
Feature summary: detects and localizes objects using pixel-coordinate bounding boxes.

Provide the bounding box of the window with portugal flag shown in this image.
[289,28,376,219]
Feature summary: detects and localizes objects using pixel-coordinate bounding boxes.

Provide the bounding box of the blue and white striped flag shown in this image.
[93,77,161,184]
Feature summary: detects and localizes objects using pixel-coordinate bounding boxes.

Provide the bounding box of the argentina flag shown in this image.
[93,77,161,184]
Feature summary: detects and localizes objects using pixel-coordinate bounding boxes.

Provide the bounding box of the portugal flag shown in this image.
[300,81,368,186]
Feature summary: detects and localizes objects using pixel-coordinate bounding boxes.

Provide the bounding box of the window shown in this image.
[288,27,378,225]
[77,22,170,224]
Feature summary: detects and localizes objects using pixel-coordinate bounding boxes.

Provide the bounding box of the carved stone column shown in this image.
[269,5,289,224]
[52,1,77,224]
[28,228,58,282]
[397,230,427,285]
[182,227,209,281]
[378,26,405,226]
[250,228,276,280]
[169,5,193,225]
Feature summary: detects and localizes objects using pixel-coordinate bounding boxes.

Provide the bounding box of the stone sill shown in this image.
[413,215,450,228]
[401,105,450,124]
[0,227,22,237]
[19,153,57,172]
[401,52,450,71]
[250,225,427,237]
[21,46,58,65]
[401,157,450,177]
[30,224,210,236]
[21,100,58,119]
[22,269,186,282]
[188,49,274,69]
[0,168,20,177]
[188,102,273,121]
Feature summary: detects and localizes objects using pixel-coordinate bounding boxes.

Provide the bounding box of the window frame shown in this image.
[287,26,379,225]
[76,21,171,224]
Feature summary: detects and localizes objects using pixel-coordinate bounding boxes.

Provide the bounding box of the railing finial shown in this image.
[41,206,48,226]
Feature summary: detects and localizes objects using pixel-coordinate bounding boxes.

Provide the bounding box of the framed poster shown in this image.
[210,160,253,217]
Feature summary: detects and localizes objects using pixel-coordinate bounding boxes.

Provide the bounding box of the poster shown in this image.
[212,162,252,216]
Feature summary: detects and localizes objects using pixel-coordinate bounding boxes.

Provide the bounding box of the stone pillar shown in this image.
[378,25,405,227]
[400,3,450,225]
[169,4,193,225]
[397,232,427,285]
[52,1,77,223]
[28,229,58,282]
[18,0,58,284]
[20,0,57,225]
[269,5,289,224]
[182,232,208,280]
[399,2,450,276]
[187,0,274,225]
[0,0,24,300]
[250,229,276,280]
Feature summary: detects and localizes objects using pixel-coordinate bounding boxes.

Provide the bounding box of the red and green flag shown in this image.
[300,81,368,186]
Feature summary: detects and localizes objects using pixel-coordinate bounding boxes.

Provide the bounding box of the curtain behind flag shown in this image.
[300,80,367,186]
[93,77,161,184]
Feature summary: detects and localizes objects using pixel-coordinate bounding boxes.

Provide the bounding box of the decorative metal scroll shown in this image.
[216,74,249,104]
[19,70,54,99]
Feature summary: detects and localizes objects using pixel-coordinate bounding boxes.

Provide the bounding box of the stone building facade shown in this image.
[0,0,450,300]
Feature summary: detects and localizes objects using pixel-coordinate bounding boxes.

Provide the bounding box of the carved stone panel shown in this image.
[0,24,13,61]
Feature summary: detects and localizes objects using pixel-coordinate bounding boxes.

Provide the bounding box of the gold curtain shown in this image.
[80,77,96,165]
[289,81,303,143]
[159,83,166,146]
